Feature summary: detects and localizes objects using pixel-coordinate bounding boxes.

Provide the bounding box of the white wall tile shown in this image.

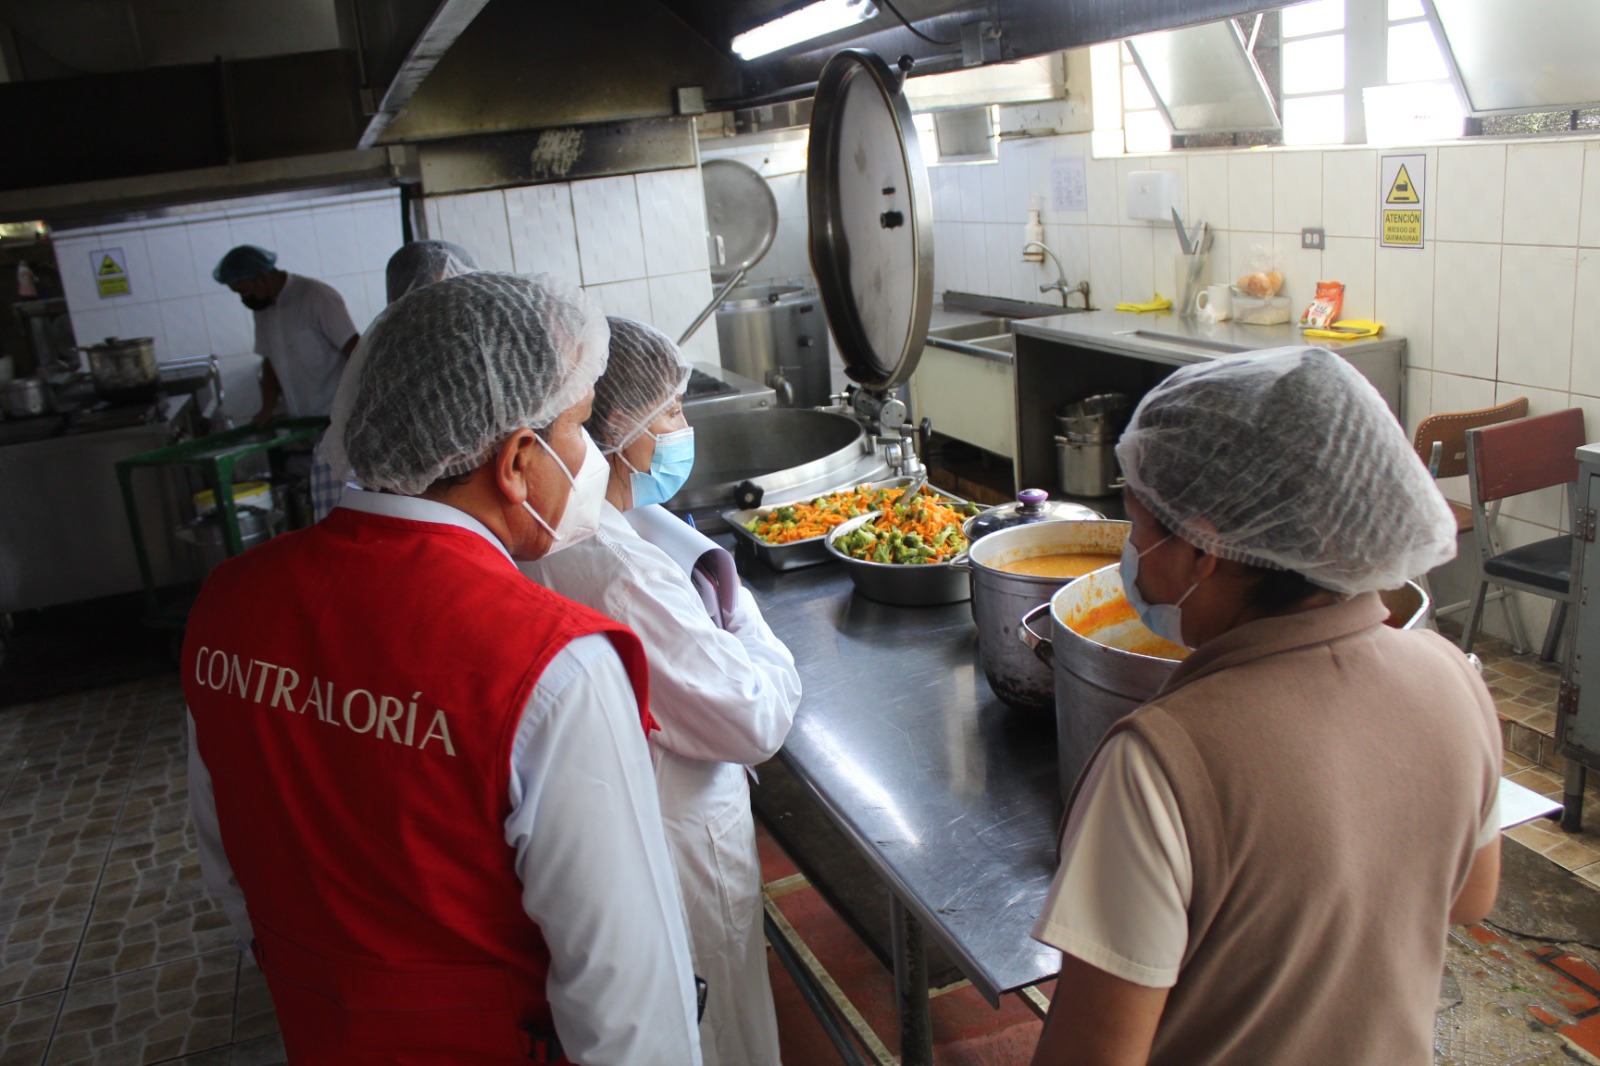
[1435,144,1506,244]
[69,306,119,353]
[431,191,515,273]
[1430,370,1496,426]
[505,184,581,282]
[1491,382,1572,530]
[1273,151,1322,234]
[959,223,989,295]
[311,205,365,280]
[637,169,710,277]
[985,223,1030,301]
[979,159,1007,223]
[158,298,211,361]
[1502,142,1585,248]
[227,213,277,255]
[1001,143,1034,223]
[202,291,255,356]
[363,273,389,320]
[570,175,646,285]
[1582,143,1600,248]
[1273,241,1322,314]
[1323,149,1378,239]
[1186,154,1229,231]
[933,221,961,295]
[649,272,721,366]
[584,279,653,324]
[768,170,808,228]
[1048,222,1092,292]
[1226,231,1272,292]
[930,165,961,222]
[323,274,373,335]
[1403,367,1432,442]
[1227,153,1273,233]
[1431,242,1501,380]
[424,200,442,241]
[1495,244,1576,392]
[1118,226,1155,302]
[114,301,167,354]
[1086,225,1121,309]
[1085,156,1119,226]
[271,211,323,278]
[766,220,811,282]
[1320,236,1376,320]
[185,221,235,290]
[1375,243,1435,367]
[355,201,403,269]
[957,165,986,223]
[54,237,101,313]
[146,226,201,302]
[1573,249,1600,397]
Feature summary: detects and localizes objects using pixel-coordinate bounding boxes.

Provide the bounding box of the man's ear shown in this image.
[493,430,540,505]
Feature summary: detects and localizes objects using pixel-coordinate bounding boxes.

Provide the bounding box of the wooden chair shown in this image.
[1460,407,1587,659]
[1412,397,1528,639]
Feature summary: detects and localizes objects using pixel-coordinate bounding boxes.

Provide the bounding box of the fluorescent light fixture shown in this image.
[731,0,878,61]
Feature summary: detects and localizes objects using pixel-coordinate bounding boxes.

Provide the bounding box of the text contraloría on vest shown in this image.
[193,646,457,756]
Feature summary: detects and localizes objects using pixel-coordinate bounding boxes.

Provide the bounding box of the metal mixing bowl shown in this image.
[824,511,971,606]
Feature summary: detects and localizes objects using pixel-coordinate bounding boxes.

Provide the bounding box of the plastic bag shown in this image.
[1301,280,1345,329]
[1235,245,1283,298]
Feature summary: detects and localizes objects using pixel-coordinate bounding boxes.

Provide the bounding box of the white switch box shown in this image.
[1125,170,1180,222]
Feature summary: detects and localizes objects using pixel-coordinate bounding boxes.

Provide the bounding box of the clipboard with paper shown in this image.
[623,504,739,629]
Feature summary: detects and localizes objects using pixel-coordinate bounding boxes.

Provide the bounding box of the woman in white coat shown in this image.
[520,318,801,1066]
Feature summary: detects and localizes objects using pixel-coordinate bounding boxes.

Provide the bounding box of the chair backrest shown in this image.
[1467,407,1587,503]
[1413,397,1529,479]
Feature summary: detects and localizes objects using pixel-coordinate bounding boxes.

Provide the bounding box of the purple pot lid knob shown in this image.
[1017,488,1049,512]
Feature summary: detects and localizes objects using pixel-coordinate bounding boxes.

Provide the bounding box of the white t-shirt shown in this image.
[253,274,357,418]
[1031,730,1502,988]
[187,490,703,1065]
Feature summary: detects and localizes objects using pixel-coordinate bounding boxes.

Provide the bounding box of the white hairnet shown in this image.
[385,240,480,304]
[335,272,609,496]
[588,318,691,453]
[1115,346,1456,595]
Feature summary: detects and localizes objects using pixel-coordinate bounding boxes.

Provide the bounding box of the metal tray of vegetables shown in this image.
[723,478,978,572]
[823,498,975,606]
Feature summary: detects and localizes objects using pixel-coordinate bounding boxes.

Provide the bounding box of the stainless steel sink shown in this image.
[927,318,1022,342]
[926,319,1017,358]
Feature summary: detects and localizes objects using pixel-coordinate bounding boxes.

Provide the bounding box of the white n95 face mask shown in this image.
[524,430,607,553]
[1119,535,1198,649]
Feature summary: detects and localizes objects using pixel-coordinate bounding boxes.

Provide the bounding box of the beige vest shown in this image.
[1097,593,1499,1066]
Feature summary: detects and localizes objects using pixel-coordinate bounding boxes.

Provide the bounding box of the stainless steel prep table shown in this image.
[739,548,1064,1064]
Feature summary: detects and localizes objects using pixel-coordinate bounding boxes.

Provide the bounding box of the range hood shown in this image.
[0,0,1267,222]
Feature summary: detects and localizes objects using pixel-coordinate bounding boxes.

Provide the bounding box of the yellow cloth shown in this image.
[1114,294,1173,313]
[1302,318,1383,340]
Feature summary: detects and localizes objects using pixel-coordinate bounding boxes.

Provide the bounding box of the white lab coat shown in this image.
[522,503,802,1066]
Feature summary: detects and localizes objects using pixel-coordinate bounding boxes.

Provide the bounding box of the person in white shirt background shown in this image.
[212,243,360,426]
[522,317,802,1066]
[185,274,702,1065]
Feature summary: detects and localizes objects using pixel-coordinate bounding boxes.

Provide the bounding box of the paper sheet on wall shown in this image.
[1051,156,1088,213]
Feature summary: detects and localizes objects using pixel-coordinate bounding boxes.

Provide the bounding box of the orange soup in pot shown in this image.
[996,552,1121,579]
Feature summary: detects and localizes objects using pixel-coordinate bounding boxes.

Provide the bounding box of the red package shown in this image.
[1301,281,1344,329]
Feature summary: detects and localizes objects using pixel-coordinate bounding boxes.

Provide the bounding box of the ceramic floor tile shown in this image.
[0,992,64,1066]
[224,1034,284,1066]
[44,950,237,1066]
[229,958,278,1044]
[0,906,90,1004]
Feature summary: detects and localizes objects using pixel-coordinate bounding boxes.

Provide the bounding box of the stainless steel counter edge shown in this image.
[1012,308,1404,365]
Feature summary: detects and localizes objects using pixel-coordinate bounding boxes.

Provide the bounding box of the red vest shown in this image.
[183,507,654,1064]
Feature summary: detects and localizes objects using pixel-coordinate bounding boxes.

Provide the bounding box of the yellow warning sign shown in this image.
[1383,209,1423,247]
[1386,164,1420,205]
[92,247,130,298]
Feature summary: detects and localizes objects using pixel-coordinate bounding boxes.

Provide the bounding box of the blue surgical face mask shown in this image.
[621,425,695,509]
[1119,534,1199,649]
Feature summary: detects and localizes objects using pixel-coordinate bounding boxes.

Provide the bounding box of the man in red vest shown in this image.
[183,272,704,1065]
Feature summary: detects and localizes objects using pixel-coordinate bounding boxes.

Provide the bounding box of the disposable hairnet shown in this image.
[385,240,480,304]
[213,245,277,284]
[588,317,692,453]
[335,272,609,496]
[1115,346,1456,595]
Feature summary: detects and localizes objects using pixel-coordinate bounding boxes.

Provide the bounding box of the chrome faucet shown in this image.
[1022,241,1091,309]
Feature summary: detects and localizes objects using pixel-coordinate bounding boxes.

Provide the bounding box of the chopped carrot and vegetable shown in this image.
[833,495,976,565]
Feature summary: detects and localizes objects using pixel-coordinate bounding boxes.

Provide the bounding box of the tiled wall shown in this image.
[923,130,1600,644]
[54,191,402,363]
[422,168,723,367]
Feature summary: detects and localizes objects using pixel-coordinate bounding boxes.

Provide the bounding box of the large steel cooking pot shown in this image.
[959,520,1129,712]
[1,377,52,418]
[83,336,158,397]
[675,408,885,519]
[715,282,833,409]
[1021,572,1432,803]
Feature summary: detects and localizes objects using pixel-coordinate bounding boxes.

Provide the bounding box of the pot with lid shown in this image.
[1,376,53,418]
[963,488,1102,541]
[1055,392,1130,498]
[82,336,158,399]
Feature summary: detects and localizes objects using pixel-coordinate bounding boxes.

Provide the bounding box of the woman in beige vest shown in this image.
[1030,347,1502,1066]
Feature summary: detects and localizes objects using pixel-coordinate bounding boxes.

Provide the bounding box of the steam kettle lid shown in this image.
[962,488,1103,540]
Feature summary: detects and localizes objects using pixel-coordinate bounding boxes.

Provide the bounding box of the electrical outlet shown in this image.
[1301,227,1325,250]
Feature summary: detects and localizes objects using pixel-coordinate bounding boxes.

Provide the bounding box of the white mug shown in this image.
[1193,283,1232,323]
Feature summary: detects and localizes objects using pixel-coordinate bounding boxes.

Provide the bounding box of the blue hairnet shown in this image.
[212,245,278,285]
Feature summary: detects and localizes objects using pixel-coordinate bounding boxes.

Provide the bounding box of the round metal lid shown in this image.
[702,159,779,284]
[807,50,934,393]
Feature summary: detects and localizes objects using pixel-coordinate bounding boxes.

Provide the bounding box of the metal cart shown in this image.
[114,417,328,630]
[1558,443,1600,830]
